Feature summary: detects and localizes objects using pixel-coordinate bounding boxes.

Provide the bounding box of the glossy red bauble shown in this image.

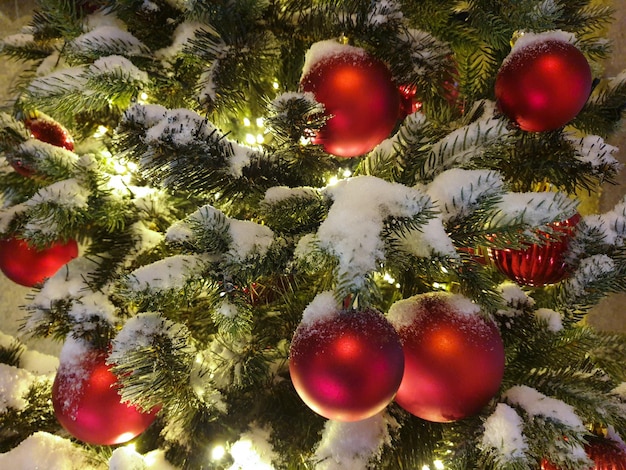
[0,237,79,287]
[388,292,505,422]
[541,435,626,470]
[25,116,75,151]
[495,35,592,132]
[52,348,159,445]
[489,214,580,287]
[300,41,401,157]
[289,307,404,421]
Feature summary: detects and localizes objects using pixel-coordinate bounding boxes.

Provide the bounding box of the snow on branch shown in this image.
[427,168,504,222]
[420,101,511,180]
[126,254,210,293]
[486,191,578,230]
[67,25,149,57]
[166,204,275,264]
[121,105,260,179]
[312,413,396,469]
[480,403,529,466]
[307,176,434,289]
[565,134,621,174]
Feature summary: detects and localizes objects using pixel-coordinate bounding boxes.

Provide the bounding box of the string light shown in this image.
[422,461,445,470]
[211,444,227,461]
[93,125,109,138]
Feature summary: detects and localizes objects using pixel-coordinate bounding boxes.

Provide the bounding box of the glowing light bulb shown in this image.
[382,273,396,284]
[243,117,251,127]
[245,133,257,145]
[272,82,279,89]
[328,176,339,186]
[434,460,445,470]
[211,444,226,461]
[256,134,264,144]
[256,117,264,128]
[93,125,109,138]
[422,465,431,470]
[139,92,149,103]
[342,168,352,178]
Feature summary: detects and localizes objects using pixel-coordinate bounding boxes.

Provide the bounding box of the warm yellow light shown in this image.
[245,133,257,145]
[327,176,339,186]
[382,273,396,284]
[422,465,431,470]
[256,117,264,128]
[93,125,109,138]
[139,92,149,103]
[342,168,352,178]
[434,460,445,470]
[256,134,265,144]
[243,117,251,127]
[272,82,279,89]
[211,444,226,461]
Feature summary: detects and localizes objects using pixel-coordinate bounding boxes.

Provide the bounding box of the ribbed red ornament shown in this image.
[25,116,75,151]
[541,435,626,470]
[495,37,592,132]
[300,42,401,157]
[489,214,580,287]
[389,292,505,423]
[52,348,160,445]
[0,237,78,287]
[289,307,404,422]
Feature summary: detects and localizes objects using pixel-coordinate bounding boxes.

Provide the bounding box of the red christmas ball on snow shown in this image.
[541,435,626,470]
[300,41,401,157]
[489,213,580,287]
[0,237,79,287]
[289,304,404,421]
[25,115,75,151]
[495,33,592,132]
[388,292,505,422]
[52,346,159,445]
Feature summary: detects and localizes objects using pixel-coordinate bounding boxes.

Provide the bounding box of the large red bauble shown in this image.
[388,292,505,422]
[541,435,626,470]
[52,348,159,445]
[0,237,79,287]
[300,42,401,157]
[489,213,580,287]
[495,36,592,132]
[289,307,404,421]
[25,115,75,151]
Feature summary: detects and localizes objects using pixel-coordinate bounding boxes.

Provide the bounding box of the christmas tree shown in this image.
[0,0,625,468]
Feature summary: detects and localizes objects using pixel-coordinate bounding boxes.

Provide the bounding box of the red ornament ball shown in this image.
[388,292,505,422]
[495,33,592,132]
[25,115,75,151]
[489,213,580,287]
[289,304,404,421]
[300,41,401,157]
[541,435,626,470]
[0,237,79,287]
[52,346,159,445]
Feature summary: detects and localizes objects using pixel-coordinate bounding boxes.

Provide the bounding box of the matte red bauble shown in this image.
[289,307,404,421]
[0,237,79,287]
[489,213,580,287]
[300,41,401,157]
[541,435,626,470]
[388,292,505,422]
[25,115,75,151]
[495,36,592,132]
[52,348,159,445]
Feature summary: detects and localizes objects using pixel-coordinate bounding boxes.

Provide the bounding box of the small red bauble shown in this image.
[489,213,580,287]
[300,41,401,157]
[289,306,404,421]
[52,347,159,445]
[388,292,505,422]
[495,33,592,132]
[25,115,75,151]
[0,237,79,287]
[541,435,626,470]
